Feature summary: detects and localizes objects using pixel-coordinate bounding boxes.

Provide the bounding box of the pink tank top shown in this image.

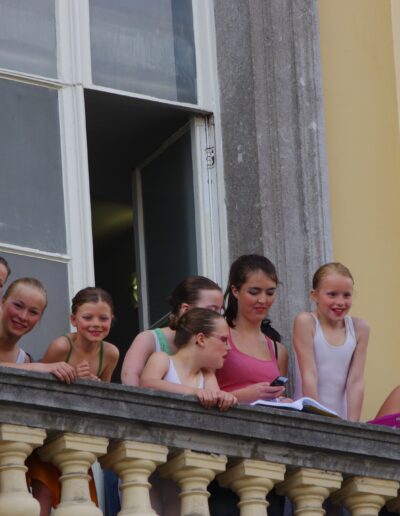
[216,329,281,391]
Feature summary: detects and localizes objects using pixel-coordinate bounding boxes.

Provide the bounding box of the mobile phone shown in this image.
[270,376,288,387]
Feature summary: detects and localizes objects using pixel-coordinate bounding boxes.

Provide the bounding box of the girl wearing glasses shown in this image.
[140,307,237,411]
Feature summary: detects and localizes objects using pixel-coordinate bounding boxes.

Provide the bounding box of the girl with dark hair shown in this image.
[217,255,288,403]
[141,307,237,410]
[121,276,223,386]
[42,287,119,382]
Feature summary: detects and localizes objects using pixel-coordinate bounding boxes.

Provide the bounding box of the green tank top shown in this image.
[65,335,104,377]
[153,328,172,355]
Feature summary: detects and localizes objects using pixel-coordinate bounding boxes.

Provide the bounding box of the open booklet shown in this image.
[251,397,340,418]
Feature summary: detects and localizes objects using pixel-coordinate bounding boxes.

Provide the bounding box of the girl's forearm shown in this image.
[346,381,364,422]
[0,362,44,372]
[140,378,196,396]
[300,375,319,400]
[121,369,140,386]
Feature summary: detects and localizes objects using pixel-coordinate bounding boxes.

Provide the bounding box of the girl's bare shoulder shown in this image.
[350,317,370,336]
[142,351,170,373]
[294,312,315,326]
[131,329,157,348]
[42,334,71,362]
[103,340,120,359]
[49,334,71,352]
[149,351,170,362]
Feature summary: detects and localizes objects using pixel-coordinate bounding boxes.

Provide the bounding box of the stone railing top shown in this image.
[0,367,398,480]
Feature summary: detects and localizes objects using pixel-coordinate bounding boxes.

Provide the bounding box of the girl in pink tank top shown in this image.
[216,255,289,403]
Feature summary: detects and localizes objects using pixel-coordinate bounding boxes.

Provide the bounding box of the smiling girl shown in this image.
[216,254,288,404]
[42,287,119,382]
[293,262,370,421]
[0,277,76,382]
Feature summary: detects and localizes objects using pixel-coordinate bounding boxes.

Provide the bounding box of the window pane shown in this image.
[0,79,66,253]
[0,252,70,361]
[141,131,197,325]
[90,0,197,103]
[0,0,57,78]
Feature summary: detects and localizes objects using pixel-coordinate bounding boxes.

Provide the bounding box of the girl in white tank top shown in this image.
[293,263,370,421]
[141,308,237,411]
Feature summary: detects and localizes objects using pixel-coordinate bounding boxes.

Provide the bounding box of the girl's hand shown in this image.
[45,362,76,384]
[217,391,238,411]
[76,361,101,381]
[259,383,286,400]
[196,388,220,409]
[234,382,286,403]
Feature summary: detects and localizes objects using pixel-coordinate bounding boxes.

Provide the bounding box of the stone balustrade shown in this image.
[0,367,399,515]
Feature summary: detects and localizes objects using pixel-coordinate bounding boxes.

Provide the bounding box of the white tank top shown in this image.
[16,348,27,364]
[294,313,357,419]
[164,359,205,389]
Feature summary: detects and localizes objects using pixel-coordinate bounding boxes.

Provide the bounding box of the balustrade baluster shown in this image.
[0,423,46,516]
[100,440,168,516]
[330,476,400,516]
[218,459,285,516]
[277,467,342,515]
[39,432,108,516]
[159,449,227,516]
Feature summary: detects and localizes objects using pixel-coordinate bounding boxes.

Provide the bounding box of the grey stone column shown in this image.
[214,0,332,344]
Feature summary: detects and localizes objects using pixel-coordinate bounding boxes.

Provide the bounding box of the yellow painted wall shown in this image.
[318,0,400,420]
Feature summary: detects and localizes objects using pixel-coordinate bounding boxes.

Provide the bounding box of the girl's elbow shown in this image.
[139,377,148,388]
[347,377,364,391]
[122,369,140,387]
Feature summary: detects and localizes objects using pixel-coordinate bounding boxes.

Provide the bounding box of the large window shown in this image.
[0,0,224,362]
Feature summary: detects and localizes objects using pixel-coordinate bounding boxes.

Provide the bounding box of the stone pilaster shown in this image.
[277,467,342,515]
[218,459,286,516]
[0,424,46,516]
[100,440,168,516]
[159,450,227,516]
[39,432,108,516]
[331,476,400,516]
[214,0,332,341]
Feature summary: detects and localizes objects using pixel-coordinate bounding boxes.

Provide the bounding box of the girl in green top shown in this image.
[42,287,119,382]
[121,276,223,386]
